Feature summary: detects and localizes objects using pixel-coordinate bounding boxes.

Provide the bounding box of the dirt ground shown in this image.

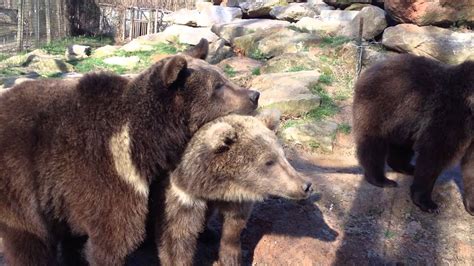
[1,133,472,265]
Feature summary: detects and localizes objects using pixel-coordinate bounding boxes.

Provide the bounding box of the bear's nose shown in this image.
[248,90,260,105]
[302,182,313,194]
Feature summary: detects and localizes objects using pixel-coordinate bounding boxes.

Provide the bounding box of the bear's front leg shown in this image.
[214,202,254,266]
[461,142,474,216]
[158,183,207,266]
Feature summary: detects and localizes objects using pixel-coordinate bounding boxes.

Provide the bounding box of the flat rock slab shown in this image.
[163,25,219,45]
[382,24,474,64]
[103,56,140,68]
[217,56,263,77]
[212,19,290,42]
[251,71,321,116]
[281,120,339,152]
[270,3,319,22]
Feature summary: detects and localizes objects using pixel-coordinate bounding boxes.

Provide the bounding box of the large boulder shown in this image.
[217,56,264,78]
[234,27,321,59]
[163,25,219,45]
[0,49,73,76]
[382,24,474,64]
[93,45,120,58]
[270,3,319,22]
[281,120,338,152]
[239,0,287,18]
[261,52,320,73]
[120,41,154,52]
[251,71,321,116]
[340,6,387,40]
[294,17,342,34]
[163,9,201,26]
[207,39,234,64]
[212,19,290,42]
[384,0,474,26]
[197,3,243,26]
[323,0,374,9]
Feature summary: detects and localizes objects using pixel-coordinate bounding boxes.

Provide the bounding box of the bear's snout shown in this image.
[302,182,313,195]
[248,90,260,105]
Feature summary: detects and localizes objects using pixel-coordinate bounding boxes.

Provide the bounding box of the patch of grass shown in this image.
[287,25,310,34]
[223,64,236,78]
[308,140,321,150]
[307,83,338,121]
[0,53,10,62]
[42,36,114,55]
[320,36,350,48]
[69,57,127,74]
[281,119,304,130]
[287,65,310,72]
[251,67,261,76]
[337,123,351,134]
[319,73,333,85]
[0,67,24,76]
[249,48,266,60]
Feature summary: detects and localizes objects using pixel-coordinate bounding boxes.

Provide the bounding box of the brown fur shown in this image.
[0,39,260,265]
[157,112,313,265]
[353,54,474,215]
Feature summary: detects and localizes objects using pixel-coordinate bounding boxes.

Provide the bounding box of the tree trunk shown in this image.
[16,0,24,51]
[56,0,63,38]
[45,0,51,43]
[33,0,40,46]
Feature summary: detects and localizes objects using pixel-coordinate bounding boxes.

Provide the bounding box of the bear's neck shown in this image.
[124,83,193,183]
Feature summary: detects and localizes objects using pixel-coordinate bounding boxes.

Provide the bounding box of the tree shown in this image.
[16,0,24,50]
[45,0,51,43]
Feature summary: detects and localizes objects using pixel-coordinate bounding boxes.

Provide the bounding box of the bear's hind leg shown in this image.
[461,142,474,216]
[2,227,56,266]
[356,136,397,187]
[387,144,415,175]
[410,151,449,213]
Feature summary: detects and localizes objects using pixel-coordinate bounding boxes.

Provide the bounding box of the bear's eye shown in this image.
[265,160,275,166]
[214,83,224,91]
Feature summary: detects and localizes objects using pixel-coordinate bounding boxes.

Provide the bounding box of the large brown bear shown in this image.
[157,111,313,266]
[0,39,260,265]
[353,54,473,215]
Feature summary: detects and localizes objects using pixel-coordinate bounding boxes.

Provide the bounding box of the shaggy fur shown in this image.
[353,54,474,215]
[0,39,260,265]
[157,112,313,266]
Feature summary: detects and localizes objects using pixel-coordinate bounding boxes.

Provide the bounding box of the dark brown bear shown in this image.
[0,39,260,266]
[353,54,473,215]
[157,111,313,266]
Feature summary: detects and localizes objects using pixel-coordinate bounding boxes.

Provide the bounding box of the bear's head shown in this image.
[171,110,314,202]
[129,39,259,133]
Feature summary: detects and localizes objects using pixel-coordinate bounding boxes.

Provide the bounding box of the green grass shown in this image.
[69,57,127,74]
[307,83,338,121]
[337,123,351,134]
[319,73,333,85]
[308,140,321,150]
[384,230,396,239]
[287,65,310,72]
[319,36,350,48]
[223,64,236,78]
[287,25,310,34]
[0,67,24,76]
[249,48,266,60]
[42,36,114,55]
[282,119,304,130]
[0,53,10,62]
[251,67,261,76]
[69,43,179,74]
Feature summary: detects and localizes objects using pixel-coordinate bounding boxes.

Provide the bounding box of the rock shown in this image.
[251,71,321,116]
[212,19,290,42]
[103,56,140,68]
[65,45,91,61]
[294,17,342,34]
[384,0,474,27]
[261,52,319,73]
[233,27,320,59]
[163,8,201,26]
[0,49,47,66]
[270,3,319,22]
[319,10,359,22]
[217,56,264,77]
[240,0,287,18]
[281,120,338,152]
[0,72,40,89]
[345,3,371,11]
[340,6,387,40]
[29,57,73,76]
[207,39,234,64]
[382,24,474,64]
[134,32,170,44]
[197,5,243,27]
[405,221,423,236]
[93,45,120,58]
[60,72,84,79]
[120,41,154,52]
[163,25,219,45]
[323,0,373,9]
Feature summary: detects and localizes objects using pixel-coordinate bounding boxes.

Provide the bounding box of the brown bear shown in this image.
[353,53,473,215]
[0,39,260,266]
[157,111,313,266]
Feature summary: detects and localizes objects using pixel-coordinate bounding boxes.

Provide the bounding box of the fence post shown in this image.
[45,0,51,43]
[356,17,364,79]
[16,0,24,51]
[129,7,134,40]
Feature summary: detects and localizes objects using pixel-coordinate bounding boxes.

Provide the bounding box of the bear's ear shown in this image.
[184,38,209,60]
[256,109,281,132]
[160,55,187,88]
[207,122,237,153]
